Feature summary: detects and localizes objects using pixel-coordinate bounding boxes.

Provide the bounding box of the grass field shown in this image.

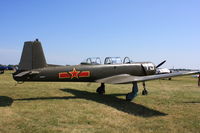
[0,71,200,133]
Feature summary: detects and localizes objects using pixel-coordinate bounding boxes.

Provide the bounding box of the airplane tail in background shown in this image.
[18,39,47,71]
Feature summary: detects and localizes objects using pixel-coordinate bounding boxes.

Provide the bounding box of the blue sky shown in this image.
[0,0,200,69]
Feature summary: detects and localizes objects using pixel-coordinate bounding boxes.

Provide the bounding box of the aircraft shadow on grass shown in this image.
[182,101,200,104]
[11,88,167,117]
[60,88,167,117]
[0,96,13,107]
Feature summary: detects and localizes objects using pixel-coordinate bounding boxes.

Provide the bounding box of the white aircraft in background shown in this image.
[156,60,172,80]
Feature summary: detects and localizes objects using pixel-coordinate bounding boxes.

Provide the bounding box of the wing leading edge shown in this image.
[96,71,200,84]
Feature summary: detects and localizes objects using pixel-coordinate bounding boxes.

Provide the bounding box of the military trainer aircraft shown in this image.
[13,39,200,101]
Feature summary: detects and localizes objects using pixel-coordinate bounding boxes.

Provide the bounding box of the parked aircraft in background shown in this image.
[0,65,16,74]
[192,75,199,78]
[156,64,172,80]
[0,66,6,74]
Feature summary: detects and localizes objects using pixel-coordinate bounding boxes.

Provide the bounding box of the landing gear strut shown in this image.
[0,70,4,74]
[126,82,138,101]
[142,82,148,95]
[96,83,105,95]
[198,74,200,87]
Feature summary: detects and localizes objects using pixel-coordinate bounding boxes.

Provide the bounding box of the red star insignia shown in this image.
[69,68,80,79]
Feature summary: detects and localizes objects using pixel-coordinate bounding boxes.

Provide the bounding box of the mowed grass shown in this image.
[0,71,200,133]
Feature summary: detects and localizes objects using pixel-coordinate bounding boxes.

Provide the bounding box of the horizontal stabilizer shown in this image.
[14,71,39,77]
[47,64,64,67]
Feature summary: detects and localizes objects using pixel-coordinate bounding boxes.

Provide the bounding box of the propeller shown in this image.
[156,60,166,68]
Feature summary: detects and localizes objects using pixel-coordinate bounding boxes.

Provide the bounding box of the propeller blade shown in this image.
[156,60,166,68]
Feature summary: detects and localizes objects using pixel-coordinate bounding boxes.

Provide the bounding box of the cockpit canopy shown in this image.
[86,57,101,65]
[104,57,122,64]
[81,57,101,65]
[81,57,133,65]
[104,57,133,64]
[123,57,132,64]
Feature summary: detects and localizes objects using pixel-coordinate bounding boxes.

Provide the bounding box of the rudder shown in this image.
[18,39,47,70]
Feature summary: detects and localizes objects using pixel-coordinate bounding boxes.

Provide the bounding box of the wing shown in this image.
[96,71,200,84]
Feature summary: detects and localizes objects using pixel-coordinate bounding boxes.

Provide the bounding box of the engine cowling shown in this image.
[141,62,156,75]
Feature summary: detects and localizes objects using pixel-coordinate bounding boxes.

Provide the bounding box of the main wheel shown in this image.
[142,89,148,95]
[96,87,105,95]
[126,93,133,101]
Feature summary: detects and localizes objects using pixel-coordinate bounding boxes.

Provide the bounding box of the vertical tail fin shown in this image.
[18,39,47,70]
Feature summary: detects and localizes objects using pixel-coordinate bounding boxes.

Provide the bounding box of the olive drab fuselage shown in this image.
[13,62,156,82]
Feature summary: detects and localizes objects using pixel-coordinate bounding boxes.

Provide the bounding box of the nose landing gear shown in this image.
[96,83,105,95]
[142,82,148,95]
